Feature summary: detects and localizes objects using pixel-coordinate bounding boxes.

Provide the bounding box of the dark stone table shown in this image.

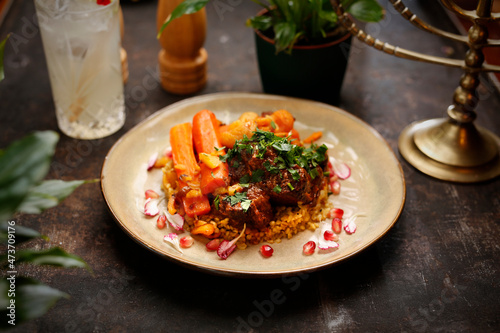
[1,0,499,332]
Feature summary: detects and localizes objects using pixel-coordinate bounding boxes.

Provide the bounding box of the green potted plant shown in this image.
[159,0,384,105]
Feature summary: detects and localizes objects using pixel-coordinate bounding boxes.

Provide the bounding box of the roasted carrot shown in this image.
[275,128,301,142]
[303,131,322,144]
[192,109,230,195]
[170,122,211,217]
[270,109,294,133]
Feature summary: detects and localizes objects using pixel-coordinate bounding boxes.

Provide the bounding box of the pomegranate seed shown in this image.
[206,238,222,251]
[145,189,159,199]
[260,245,274,258]
[324,230,339,242]
[330,180,341,195]
[332,218,342,234]
[303,241,316,255]
[156,214,167,229]
[327,208,344,219]
[180,235,194,248]
[163,147,173,158]
[327,161,334,174]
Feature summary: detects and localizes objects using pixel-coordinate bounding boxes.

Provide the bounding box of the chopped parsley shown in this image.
[223,128,328,180]
[214,195,220,210]
[224,192,252,212]
[251,169,265,183]
[216,128,328,211]
[288,168,301,181]
[239,174,251,185]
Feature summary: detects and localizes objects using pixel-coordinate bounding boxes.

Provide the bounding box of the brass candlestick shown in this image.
[332,0,500,183]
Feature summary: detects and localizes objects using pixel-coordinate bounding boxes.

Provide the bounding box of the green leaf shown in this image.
[239,174,251,185]
[246,15,273,31]
[273,22,297,53]
[251,169,265,183]
[0,131,59,223]
[18,179,96,214]
[0,34,9,82]
[157,0,209,39]
[0,221,45,244]
[318,10,338,24]
[347,0,384,22]
[0,277,68,328]
[288,168,301,181]
[1,247,89,270]
[214,195,220,210]
[224,192,252,212]
[240,198,252,212]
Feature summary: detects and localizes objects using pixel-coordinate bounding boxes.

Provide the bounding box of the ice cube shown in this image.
[69,38,88,59]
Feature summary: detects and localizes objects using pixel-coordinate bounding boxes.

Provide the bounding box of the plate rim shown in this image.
[100,92,406,277]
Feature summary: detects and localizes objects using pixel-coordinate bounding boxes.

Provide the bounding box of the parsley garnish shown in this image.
[214,195,220,210]
[223,128,327,180]
[224,192,252,212]
[288,168,300,181]
[239,174,251,184]
[240,198,252,212]
[219,128,328,209]
[251,169,265,182]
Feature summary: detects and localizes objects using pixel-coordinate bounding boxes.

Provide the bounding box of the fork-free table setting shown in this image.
[0,0,499,332]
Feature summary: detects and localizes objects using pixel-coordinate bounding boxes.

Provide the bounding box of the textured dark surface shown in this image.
[1,0,499,332]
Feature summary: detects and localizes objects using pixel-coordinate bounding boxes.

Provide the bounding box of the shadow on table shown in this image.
[106,213,401,331]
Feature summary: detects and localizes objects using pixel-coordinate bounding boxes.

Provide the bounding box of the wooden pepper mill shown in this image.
[156,0,208,95]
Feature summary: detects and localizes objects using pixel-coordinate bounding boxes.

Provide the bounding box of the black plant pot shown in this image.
[254,29,352,106]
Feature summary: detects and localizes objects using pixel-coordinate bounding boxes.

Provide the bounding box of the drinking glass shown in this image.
[35,0,125,140]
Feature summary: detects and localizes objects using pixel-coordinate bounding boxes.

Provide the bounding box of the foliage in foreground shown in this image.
[0,131,92,328]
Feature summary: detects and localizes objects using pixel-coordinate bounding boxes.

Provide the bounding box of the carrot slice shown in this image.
[170,122,211,217]
[192,109,229,195]
[270,109,294,133]
[303,131,322,144]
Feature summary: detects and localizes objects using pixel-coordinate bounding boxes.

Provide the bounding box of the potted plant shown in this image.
[158,0,384,105]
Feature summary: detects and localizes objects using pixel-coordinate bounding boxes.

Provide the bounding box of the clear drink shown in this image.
[35,0,125,140]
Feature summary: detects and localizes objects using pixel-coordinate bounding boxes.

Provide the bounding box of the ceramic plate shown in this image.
[101,92,406,277]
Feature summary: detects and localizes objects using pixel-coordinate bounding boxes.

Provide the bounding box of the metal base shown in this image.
[398,118,500,183]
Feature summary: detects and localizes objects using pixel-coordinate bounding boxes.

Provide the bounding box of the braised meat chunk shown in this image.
[267,165,326,206]
[216,129,328,229]
[217,185,274,230]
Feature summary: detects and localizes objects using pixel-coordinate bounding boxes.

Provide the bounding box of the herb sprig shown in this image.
[222,128,328,180]
[215,193,252,212]
[217,129,327,213]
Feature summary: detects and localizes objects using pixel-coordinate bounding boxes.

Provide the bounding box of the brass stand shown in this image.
[332,0,500,182]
